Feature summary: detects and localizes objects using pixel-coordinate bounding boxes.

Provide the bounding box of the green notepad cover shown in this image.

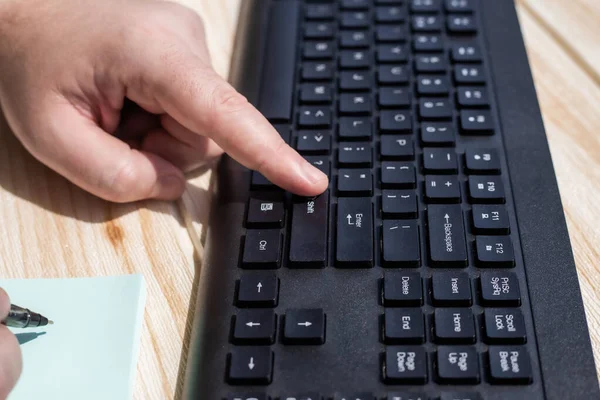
[0,274,146,400]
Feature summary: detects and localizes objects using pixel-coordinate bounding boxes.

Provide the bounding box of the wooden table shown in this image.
[0,0,598,398]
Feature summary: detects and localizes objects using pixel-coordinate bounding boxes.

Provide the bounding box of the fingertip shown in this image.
[0,326,22,399]
[0,288,10,320]
[299,162,329,195]
[152,172,186,200]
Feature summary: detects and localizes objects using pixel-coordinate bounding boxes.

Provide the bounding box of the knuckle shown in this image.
[254,139,287,174]
[208,83,249,128]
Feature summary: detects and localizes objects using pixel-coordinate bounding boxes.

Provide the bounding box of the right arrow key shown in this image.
[284,309,326,345]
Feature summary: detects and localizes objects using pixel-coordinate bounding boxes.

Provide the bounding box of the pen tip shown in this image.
[48,320,54,325]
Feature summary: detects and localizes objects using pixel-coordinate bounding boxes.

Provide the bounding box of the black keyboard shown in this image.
[182,1,600,399]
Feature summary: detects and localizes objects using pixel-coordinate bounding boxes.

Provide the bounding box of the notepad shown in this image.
[0,274,146,400]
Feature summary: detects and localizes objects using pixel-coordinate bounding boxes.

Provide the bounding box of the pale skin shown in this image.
[0,0,328,396]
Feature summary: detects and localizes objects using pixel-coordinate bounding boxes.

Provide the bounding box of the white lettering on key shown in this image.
[402,276,410,295]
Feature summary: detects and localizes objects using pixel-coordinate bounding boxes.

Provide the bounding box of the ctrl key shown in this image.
[383,346,428,384]
[227,347,273,385]
[488,346,532,384]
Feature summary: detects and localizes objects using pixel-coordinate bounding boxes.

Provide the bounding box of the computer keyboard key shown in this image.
[340,50,371,69]
[306,4,335,20]
[297,131,332,154]
[436,346,480,383]
[387,393,429,400]
[434,309,476,344]
[423,148,458,173]
[484,309,527,344]
[341,30,370,48]
[472,205,510,234]
[382,190,418,219]
[339,143,372,166]
[299,107,332,128]
[304,41,335,59]
[384,308,425,343]
[421,122,455,146]
[382,220,420,266]
[379,87,411,108]
[427,205,468,265]
[380,111,412,132]
[334,394,374,400]
[445,0,474,13]
[480,272,521,306]
[381,162,416,189]
[425,176,461,203]
[412,15,443,32]
[465,149,500,174]
[232,309,277,345]
[440,393,481,400]
[337,197,374,266]
[451,43,482,62]
[415,55,448,72]
[304,156,331,177]
[339,117,373,139]
[305,22,335,39]
[251,171,276,190]
[376,6,406,22]
[381,136,415,160]
[227,394,270,400]
[281,394,322,400]
[247,195,285,228]
[342,0,370,9]
[300,83,333,103]
[378,65,410,84]
[383,346,428,383]
[341,11,371,28]
[431,272,472,306]
[417,75,450,95]
[236,273,279,308]
[420,98,453,119]
[413,34,444,52]
[338,169,373,196]
[289,192,329,268]
[377,45,409,63]
[242,230,281,269]
[303,62,334,80]
[460,110,494,133]
[340,93,373,114]
[376,25,407,43]
[227,347,273,385]
[411,0,442,13]
[488,346,533,384]
[340,71,372,90]
[284,309,326,345]
[457,87,489,107]
[468,176,505,203]
[383,271,423,306]
[454,64,486,84]
[447,15,477,33]
[476,236,515,267]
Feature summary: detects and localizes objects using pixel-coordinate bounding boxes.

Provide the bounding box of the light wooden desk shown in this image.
[0,1,598,398]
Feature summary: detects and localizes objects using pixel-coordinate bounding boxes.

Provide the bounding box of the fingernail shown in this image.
[301,160,327,185]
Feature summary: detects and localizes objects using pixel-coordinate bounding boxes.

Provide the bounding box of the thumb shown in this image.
[24,103,185,203]
[0,288,22,399]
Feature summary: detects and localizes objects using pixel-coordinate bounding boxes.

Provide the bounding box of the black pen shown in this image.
[2,304,53,328]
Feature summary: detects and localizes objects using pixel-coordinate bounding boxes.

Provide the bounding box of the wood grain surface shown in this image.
[0,1,597,399]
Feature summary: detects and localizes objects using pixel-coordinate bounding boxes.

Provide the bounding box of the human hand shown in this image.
[0,288,22,399]
[0,0,328,202]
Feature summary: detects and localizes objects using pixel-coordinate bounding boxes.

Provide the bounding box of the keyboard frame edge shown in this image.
[482,1,600,398]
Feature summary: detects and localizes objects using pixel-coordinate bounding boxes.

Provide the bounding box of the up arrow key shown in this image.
[256,282,262,293]
[315,110,325,117]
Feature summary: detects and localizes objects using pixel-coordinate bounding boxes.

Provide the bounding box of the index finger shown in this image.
[152,61,328,196]
[0,288,10,320]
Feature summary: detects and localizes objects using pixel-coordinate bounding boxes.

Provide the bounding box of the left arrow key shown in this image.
[232,310,277,345]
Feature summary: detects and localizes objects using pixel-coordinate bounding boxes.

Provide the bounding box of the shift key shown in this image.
[337,198,373,267]
[427,205,467,266]
[289,192,329,268]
